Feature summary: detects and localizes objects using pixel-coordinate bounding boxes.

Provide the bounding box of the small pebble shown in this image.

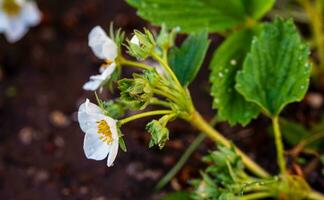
[34,169,49,183]
[306,92,323,108]
[18,127,34,145]
[91,196,107,200]
[49,110,70,127]
[54,136,65,148]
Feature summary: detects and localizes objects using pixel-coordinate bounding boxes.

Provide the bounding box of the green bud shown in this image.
[127,29,156,60]
[101,100,126,119]
[118,73,153,110]
[146,119,169,149]
[156,24,179,50]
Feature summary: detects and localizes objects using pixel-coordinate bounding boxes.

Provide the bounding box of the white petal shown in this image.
[0,12,9,32]
[107,140,119,167]
[100,63,116,79]
[88,26,118,61]
[130,35,140,45]
[82,78,102,91]
[82,63,116,91]
[78,99,104,132]
[20,1,41,26]
[3,16,28,43]
[83,133,110,160]
[105,117,119,167]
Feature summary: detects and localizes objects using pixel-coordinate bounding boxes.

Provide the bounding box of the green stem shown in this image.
[120,59,152,70]
[155,116,219,190]
[119,110,172,125]
[272,116,287,175]
[190,111,269,178]
[152,89,178,103]
[155,134,206,191]
[240,192,274,200]
[308,191,324,200]
[150,98,171,108]
[151,53,183,89]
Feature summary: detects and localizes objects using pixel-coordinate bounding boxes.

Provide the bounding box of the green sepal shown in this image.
[117,128,127,152]
[146,117,170,149]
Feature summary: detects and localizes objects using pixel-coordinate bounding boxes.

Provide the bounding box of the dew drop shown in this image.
[230,59,237,66]
[218,72,224,78]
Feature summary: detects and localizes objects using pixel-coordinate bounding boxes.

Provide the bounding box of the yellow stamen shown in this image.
[96,120,113,144]
[2,0,21,16]
[101,59,113,69]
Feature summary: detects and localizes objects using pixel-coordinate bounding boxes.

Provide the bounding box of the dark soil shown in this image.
[0,0,323,200]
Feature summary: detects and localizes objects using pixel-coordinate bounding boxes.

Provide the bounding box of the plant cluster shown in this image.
[77,0,324,199]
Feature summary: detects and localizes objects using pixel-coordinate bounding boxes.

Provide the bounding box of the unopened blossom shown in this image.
[130,35,140,45]
[78,99,119,167]
[83,26,118,91]
[0,0,41,43]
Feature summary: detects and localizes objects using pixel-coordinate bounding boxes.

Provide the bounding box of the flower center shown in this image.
[96,120,113,144]
[2,0,21,16]
[100,59,113,70]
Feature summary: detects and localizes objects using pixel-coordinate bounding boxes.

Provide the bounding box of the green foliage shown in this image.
[101,100,126,119]
[118,72,154,110]
[146,118,170,149]
[156,24,179,50]
[191,146,277,200]
[169,30,210,86]
[210,29,260,126]
[279,119,309,146]
[126,0,275,33]
[236,18,311,117]
[127,29,156,60]
[242,0,275,20]
[162,191,191,200]
[117,128,127,152]
[278,119,324,149]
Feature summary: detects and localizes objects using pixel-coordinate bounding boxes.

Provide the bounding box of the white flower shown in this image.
[0,0,41,43]
[78,99,119,167]
[83,26,118,91]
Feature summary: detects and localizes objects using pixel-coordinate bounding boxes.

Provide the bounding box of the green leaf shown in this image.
[279,119,310,146]
[126,0,275,33]
[169,30,210,86]
[162,191,191,200]
[242,0,275,20]
[236,18,311,116]
[210,29,260,126]
[278,119,324,149]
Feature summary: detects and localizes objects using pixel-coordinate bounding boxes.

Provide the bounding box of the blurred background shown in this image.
[0,0,323,199]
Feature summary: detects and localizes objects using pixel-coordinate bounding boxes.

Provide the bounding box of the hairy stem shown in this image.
[240,192,274,200]
[190,111,269,178]
[119,110,172,125]
[120,59,152,70]
[151,53,183,88]
[272,116,287,175]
